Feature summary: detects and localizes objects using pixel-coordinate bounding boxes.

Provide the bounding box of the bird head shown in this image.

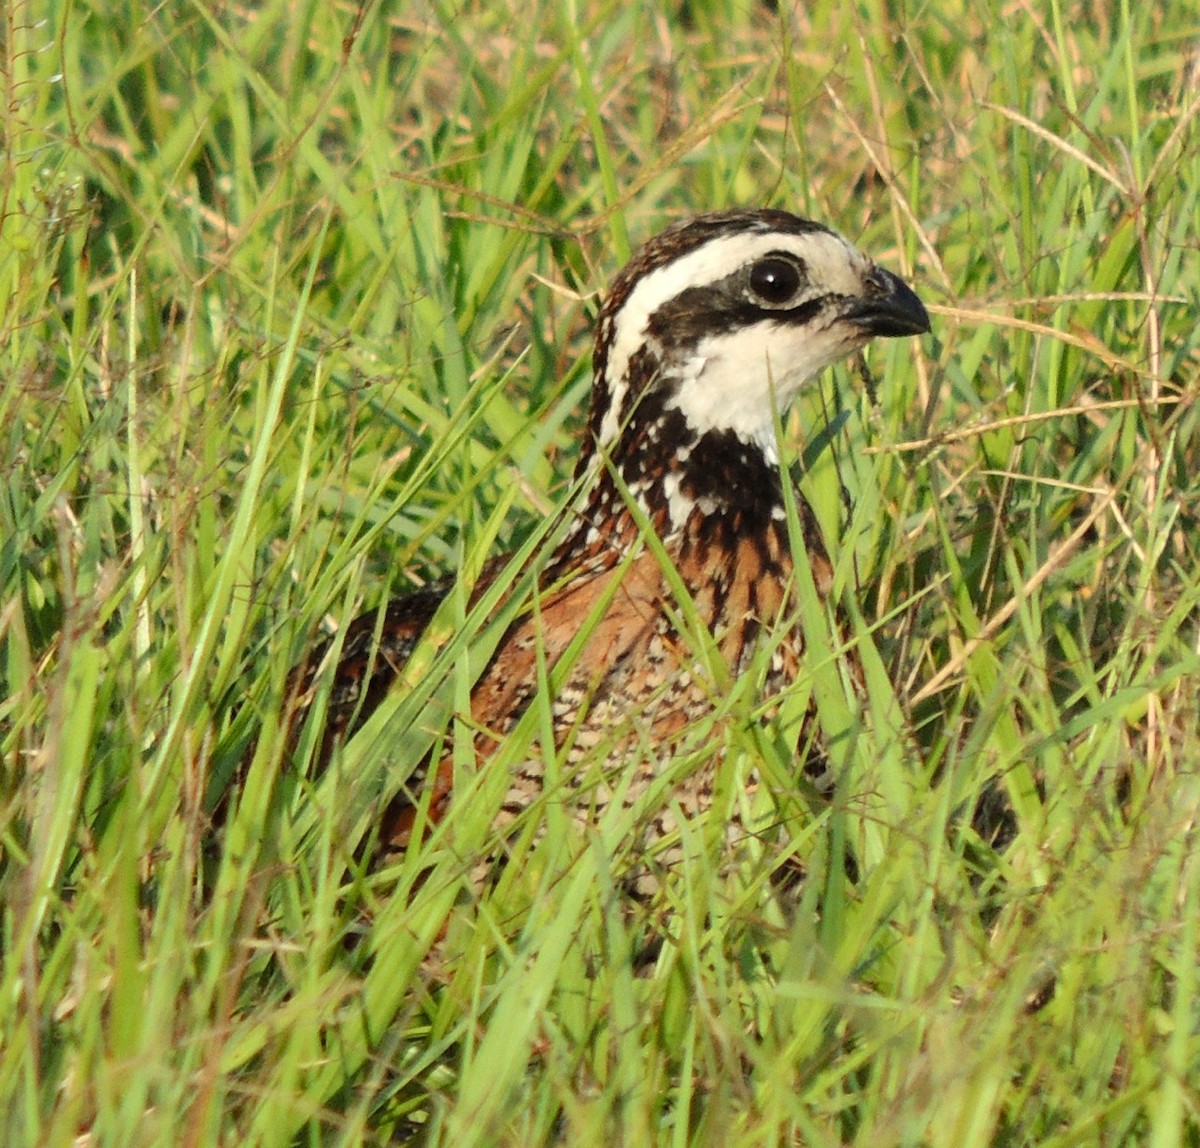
[575,209,930,540]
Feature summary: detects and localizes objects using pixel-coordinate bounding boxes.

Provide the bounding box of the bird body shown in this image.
[289,209,929,883]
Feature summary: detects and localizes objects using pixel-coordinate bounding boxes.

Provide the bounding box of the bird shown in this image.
[282,208,930,891]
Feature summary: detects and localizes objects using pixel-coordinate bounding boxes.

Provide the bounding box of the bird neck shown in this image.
[551,388,793,579]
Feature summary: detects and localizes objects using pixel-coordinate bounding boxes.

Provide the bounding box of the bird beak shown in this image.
[843,266,931,338]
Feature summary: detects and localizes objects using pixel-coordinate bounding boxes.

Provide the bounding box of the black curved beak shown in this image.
[844,266,931,338]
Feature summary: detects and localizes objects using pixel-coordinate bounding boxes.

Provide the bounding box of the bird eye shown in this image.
[748,255,804,306]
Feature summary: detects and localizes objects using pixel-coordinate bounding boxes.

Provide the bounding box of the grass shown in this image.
[3,0,1200,1143]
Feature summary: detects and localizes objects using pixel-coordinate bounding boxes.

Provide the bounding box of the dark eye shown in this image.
[748,256,804,306]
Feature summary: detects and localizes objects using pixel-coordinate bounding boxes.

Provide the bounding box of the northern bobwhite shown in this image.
[286,208,929,887]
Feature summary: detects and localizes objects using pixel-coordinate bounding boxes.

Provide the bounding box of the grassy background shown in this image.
[3,0,1200,1143]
